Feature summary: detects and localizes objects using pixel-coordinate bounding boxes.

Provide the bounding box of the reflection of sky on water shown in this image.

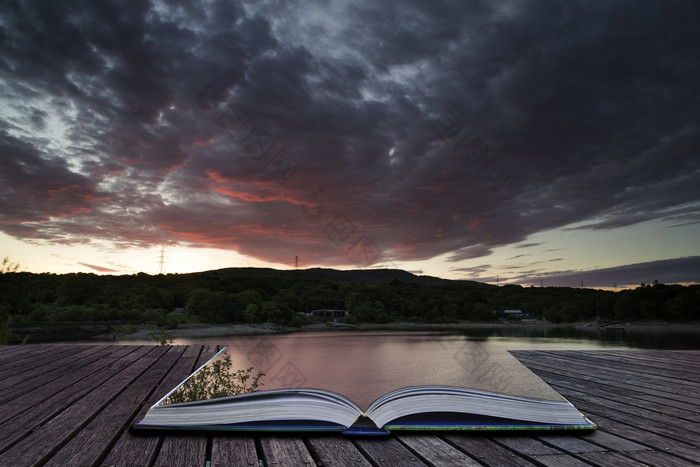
[96,327,700,408]
[195,332,613,409]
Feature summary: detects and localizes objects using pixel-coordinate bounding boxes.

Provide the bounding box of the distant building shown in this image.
[504,309,523,315]
[306,309,349,322]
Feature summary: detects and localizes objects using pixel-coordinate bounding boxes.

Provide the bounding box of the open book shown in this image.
[134,347,596,434]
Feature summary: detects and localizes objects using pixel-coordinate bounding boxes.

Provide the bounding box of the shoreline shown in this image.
[102,320,700,341]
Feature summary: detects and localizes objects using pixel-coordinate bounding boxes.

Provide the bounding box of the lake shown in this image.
[152,327,699,409]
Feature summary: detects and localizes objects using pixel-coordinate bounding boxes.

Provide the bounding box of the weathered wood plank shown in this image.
[578,451,650,466]
[555,373,700,427]
[259,436,316,466]
[0,345,126,423]
[0,345,159,465]
[522,364,700,424]
[0,343,39,357]
[569,430,650,453]
[305,436,373,466]
[397,434,482,466]
[0,345,102,392]
[513,352,700,402]
[210,436,260,467]
[492,435,563,456]
[528,350,700,390]
[0,344,72,370]
[524,351,700,396]
[442,435,539,467]
[44,346,176,466]
[153,433,208,467]
[565,396,700,447]
[103,345,217,467]
[354,436,429,466]
[529,454,591,467]
[513,354,700,422]
[628,449,700,467]
[0,346,151,453]
[542,396,700,463]
[571,350,700,375]
[534,433,606,454]
[0,345,109,393]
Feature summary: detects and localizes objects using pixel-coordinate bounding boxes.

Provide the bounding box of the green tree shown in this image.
[244,303,259,324]
[0,258,21,344]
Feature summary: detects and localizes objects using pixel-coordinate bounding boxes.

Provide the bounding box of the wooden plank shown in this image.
[538,391,700,463]
[0,344,72,371]
[0,345,126,423]
[513,352,700,403]
[578,451,650,466]
[628,449,700,467]
[527,351,700,391]
[493,435,566,456]
[442,435,539,467]
[0,345,109,393]
[564,396,700,447]
[575,350,700,375]
[526,357,697,460]
[305,436,372,466]
[397,434,482,466]
[210,436,259,467]
[571,430,650,453]
[534,433,606,454]
[0,343,38,355]
[524,365,700,424]
[0,347,150,453]
[0,345,159,465]
[44,346,174,466]
[259,436,316,466]
[354,436,429,466]
[103,345,217,467]
[513,355,700,422]
[528,351,700,396]
[153,433,208,467]
[0,344,53,366]
[529,454,591,467]
[0,345,100,392]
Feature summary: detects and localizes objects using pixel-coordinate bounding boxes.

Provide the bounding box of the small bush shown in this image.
[164,355,264,404]
[115,324,139,335]
[148,326,173,345]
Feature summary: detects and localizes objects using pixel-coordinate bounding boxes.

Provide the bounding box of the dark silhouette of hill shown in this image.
[290,267,490,287]
[177,267,490,287]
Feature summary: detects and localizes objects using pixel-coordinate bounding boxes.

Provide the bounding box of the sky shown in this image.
[1,0,699,289]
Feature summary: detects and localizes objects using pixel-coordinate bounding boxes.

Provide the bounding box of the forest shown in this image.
[1,267,698,336]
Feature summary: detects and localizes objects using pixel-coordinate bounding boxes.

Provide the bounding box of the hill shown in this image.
[290,267,489,287]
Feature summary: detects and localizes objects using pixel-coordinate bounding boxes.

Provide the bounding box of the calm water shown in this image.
[165,329,688,409]
[106,327,700,409]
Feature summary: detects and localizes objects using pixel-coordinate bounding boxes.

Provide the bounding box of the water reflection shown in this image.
[201,332,579,409]
[103,327,699,409]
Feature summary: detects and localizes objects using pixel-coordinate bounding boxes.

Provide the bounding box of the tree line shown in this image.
[1,267,698,332]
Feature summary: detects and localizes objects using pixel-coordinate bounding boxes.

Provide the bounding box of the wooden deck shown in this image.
[0,346,698,466]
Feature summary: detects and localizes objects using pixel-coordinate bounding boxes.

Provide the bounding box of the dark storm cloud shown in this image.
[1,0,699,268]
[511,256,700,288]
